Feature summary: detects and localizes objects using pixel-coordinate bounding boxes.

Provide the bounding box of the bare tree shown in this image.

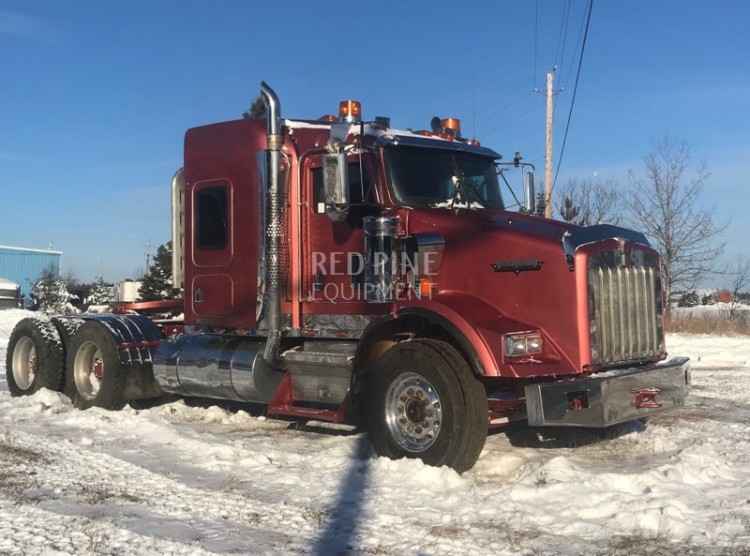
[556,178,623,226]
[626,137,726,305]
[728,258,750,321]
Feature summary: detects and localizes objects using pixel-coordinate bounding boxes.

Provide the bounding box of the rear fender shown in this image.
[61,314,162,367]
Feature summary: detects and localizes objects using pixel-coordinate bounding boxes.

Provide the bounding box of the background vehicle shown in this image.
[5,83,689,472]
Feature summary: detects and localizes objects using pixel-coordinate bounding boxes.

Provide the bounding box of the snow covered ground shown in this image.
[1,310,749,555]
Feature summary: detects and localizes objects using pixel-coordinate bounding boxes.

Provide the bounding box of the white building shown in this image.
[0,277,20,309]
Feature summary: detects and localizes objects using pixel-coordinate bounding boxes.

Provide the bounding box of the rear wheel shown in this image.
[66,321,126,410]
[52,317,84,396]
[5,318,64,396]
[366,339,487,473]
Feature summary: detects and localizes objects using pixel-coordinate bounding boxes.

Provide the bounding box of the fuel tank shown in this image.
[153,334,283,403]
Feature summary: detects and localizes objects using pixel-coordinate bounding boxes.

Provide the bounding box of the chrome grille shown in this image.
[589,258,663,365]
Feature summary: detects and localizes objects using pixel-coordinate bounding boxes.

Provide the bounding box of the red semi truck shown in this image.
[5,83,689,472]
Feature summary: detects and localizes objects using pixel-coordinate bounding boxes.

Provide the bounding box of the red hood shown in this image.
[403,207,583,372]
[404,207,577,247]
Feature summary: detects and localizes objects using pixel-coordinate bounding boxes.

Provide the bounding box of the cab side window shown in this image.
[196,183,228,250]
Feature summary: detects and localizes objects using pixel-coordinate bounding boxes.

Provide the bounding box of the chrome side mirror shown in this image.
[323,152,349,222]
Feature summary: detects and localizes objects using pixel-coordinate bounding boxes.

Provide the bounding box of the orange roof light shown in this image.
[339,100,362,123]
[319,114,337,122]
[440,117,461,137]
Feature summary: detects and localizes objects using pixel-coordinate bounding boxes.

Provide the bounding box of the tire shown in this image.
[52,317,84,347]
[5,318,65,396]
[65,321,126,410]
[366,339,488,473]
[52,317,84,395]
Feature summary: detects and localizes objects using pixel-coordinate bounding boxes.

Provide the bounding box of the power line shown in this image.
[532,0,539,89]
[552,0,593,191]
[555,0,573,84]
[565,0,590,90]
[554,0,573,72]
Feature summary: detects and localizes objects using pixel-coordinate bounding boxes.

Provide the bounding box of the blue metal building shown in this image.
[0,245,63,299]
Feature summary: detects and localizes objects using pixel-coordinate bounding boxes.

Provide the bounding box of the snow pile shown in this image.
[1,310,750,554]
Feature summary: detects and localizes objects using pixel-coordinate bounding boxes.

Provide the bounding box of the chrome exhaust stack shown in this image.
[260,81,283,365]
[170,168,185,290]
[152,83,287,402]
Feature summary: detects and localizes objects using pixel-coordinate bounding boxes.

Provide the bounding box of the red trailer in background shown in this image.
[5,83,689,472]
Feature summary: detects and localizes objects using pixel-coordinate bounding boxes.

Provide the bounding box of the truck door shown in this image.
[303,155,377,308]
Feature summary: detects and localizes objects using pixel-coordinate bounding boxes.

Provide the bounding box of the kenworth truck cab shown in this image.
[5,82,689,472]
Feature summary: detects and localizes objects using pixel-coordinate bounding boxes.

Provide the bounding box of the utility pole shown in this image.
[544,68,555,218]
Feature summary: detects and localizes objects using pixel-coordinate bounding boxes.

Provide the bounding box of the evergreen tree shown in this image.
[31,266,78,314]
[242,95,266,120]
[560,195,581,224]
[677,291,699,308]
[139,241,180,301]
[86,276,115,307]
[534,192,547,217]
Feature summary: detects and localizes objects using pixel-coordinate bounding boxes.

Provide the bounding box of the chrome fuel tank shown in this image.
[153,334,282,403]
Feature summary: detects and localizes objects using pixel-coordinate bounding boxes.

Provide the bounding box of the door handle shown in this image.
[194,287,204,304]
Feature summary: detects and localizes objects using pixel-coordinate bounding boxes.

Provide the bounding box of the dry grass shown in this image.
[665,313,750,335]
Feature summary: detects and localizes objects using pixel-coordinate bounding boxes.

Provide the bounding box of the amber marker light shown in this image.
[339,100,362,123]
[418,278,437,298]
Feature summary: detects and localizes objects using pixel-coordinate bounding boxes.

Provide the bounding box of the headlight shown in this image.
[505,332,543,357]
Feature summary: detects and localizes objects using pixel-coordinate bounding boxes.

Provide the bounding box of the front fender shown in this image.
[395,292,577,378]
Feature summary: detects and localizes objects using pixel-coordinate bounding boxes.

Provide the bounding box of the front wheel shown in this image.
[366,339,487,473]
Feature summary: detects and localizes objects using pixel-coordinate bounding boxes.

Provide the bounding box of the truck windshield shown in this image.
[385,146,503,209]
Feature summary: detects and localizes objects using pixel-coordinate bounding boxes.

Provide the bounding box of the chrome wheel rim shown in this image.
[73,341,103,400]
[11,337,36,391]
[385,371,443,453]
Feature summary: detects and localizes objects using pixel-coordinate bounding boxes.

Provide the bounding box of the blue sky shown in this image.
[1,1,748,282]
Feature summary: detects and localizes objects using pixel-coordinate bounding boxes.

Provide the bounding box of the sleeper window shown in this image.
[196,184,228,250]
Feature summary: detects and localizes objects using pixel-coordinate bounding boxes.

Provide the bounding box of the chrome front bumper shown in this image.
[525,357,690,427]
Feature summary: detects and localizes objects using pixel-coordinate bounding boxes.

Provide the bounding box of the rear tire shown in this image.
[52,317,84,348]
[52,317,84,396]
[366,339,487,473]
[66,321,126,410]
[5,318,64,396]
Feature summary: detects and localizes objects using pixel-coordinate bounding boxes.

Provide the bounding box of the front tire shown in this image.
[366,339,487,473]
[5,318,64,396]
[66,321,126,410]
